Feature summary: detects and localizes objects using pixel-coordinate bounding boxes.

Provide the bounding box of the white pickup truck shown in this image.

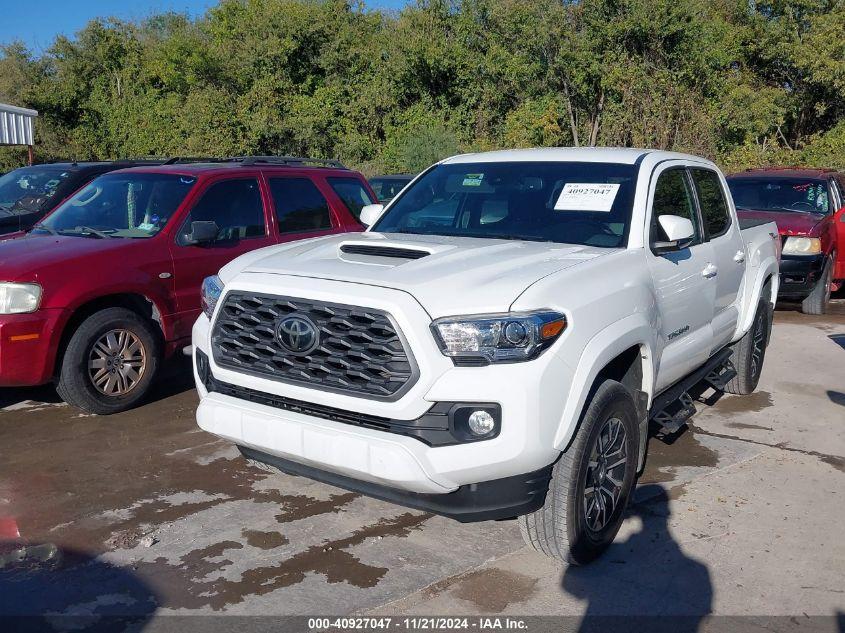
[192,148,780,564]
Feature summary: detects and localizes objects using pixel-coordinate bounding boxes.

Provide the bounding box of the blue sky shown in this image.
[0,0,409,51]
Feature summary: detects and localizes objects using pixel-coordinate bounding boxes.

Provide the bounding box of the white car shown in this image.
[192,148,780,564]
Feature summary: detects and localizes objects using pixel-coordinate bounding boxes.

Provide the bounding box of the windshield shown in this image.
[0,167,72,213]
[728,177,830,215]
[372,161,638,247]
[370,177,413,201]
[35,172,196,239]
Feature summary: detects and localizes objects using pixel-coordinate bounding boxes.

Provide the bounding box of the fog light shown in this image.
[468,410,495,436]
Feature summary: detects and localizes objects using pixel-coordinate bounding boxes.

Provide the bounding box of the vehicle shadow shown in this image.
[0,356,196,413]
[561,485,712,632]
[827,391,845,407]
[0,385,63,410]
[0,539,158,630]
[141,355,197,406]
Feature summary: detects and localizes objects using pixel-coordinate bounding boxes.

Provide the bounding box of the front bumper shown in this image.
[240,444,552,522]
[778,254,826,298]
[193,274,567,499]
[0,309,67,387]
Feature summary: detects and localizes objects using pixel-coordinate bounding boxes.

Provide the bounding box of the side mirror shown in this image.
[186,220,219,245]
[359,204,384,228]
[653,215,695,254]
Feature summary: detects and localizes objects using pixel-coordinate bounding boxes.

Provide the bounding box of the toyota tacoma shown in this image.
[193,148,780,563]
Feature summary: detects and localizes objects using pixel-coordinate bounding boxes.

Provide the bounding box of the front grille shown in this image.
[211,293,417,399]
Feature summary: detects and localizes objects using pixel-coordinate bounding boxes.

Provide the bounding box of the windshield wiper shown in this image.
[394,228,554,242]
[74,226,113,239]
[487,233,555,243]
[31,223,58,235]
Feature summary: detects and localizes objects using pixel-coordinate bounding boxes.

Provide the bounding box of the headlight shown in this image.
[0,283,42,314]
[431,311,566,364]
[782,236,821,255]
[201,275,224,319]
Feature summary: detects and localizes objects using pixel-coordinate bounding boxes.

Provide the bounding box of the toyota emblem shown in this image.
[276,315,319,355]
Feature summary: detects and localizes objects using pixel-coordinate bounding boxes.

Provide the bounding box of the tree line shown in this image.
[1,0,843,174]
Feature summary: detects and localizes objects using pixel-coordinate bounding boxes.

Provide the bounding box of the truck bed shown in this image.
[739,217,773,230]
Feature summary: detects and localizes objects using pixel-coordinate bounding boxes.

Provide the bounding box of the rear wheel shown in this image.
[725,298,769,395]
[519,380,638,564]
[801,257,832,315]
[56,308,161,415]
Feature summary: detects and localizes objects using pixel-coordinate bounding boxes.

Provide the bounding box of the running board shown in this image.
[649,348,734,436]
[652,392,696,435]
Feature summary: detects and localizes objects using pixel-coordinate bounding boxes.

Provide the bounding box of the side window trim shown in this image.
[828,178,842,211]
[175,175,267,246]
[311,176,347,229]
[683,168,707,245]
[689,167,732,242]
[647,165,704,254]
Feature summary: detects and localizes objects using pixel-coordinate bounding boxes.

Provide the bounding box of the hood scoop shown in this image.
[339,243,430,260]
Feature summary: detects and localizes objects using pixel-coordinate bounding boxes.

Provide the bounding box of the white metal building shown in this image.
[0,102,38,147]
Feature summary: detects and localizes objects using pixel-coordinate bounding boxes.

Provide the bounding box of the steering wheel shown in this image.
[790,201,815,211]
[560,218,618,238]
[72,185,102,206]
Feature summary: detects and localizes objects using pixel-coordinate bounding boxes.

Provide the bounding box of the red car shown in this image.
[727,168,845,314]
[0,157,373,413]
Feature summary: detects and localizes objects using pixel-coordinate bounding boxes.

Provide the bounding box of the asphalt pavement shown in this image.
[1,299,843,630]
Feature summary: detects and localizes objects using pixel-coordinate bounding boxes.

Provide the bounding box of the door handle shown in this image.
[702,263,718,278]
[733,250,746,263]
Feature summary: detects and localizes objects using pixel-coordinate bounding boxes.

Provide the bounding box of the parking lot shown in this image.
[1,301,844,626]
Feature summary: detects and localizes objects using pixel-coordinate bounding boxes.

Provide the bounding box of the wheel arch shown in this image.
[53,293,166,378]
[738,256,779,337]
[553,314,656,454]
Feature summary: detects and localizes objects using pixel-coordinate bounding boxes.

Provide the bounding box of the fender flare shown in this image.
[737,255,779,337]
[552,313,657,452]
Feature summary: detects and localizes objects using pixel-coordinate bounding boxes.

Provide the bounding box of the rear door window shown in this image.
[690,168,731,239]
[268,178,333,233]
[179,178,265,244]
[327,177,375,221]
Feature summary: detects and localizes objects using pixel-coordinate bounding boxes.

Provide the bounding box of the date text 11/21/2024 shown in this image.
[308,617,529,630]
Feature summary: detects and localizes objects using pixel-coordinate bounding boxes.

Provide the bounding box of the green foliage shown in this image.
[0,0,843,174]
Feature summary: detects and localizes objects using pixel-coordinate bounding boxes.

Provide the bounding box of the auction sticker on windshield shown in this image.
[554,183,619,212]
[462,174,484,187]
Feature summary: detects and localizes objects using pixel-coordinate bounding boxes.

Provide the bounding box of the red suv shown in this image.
[727,168,845,314]
[0,157,373,413]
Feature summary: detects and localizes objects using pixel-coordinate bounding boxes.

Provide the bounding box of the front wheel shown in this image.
[801,257,832,315]
[56,307,161,415]
[519,380,639,564]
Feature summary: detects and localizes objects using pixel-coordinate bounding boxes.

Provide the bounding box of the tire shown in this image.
[56,307,161,415]
[801,257,832,315]
[724,298,769,396]
[519,380,639,564]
